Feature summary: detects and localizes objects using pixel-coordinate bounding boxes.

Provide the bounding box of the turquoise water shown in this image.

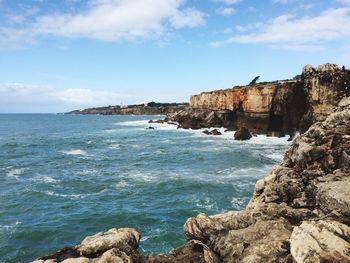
[0,114,290,262]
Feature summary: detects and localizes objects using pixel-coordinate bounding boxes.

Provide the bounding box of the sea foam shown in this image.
[61,149,87,156]
[6,168,28,180]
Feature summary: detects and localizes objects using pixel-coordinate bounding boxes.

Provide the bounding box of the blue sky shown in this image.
[0,0,349,113]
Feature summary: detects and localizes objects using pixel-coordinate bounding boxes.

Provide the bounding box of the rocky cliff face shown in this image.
[169,64,350,137]
[33,96,350,263]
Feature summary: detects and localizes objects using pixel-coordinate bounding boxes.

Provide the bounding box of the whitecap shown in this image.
[0,221,22,231]
[127,171,155,182]
[6,168,28,180]
[61,149,87,156]
[40,189,108,199]
[109,143,121,150]
[178,126,292,145]
[31,175,61,184]
[196,197,217,210]
[115,180,129,189]
[43,190,82,199]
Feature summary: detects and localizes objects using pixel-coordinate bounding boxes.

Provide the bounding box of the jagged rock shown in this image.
[234,127,252,140]
[145,240,220,263]
[317,63,339,72]
[203,129,212,135]
[303,64,315,75]
[290,220,350,263]
[211,129,222,136]
[168,108,233,130]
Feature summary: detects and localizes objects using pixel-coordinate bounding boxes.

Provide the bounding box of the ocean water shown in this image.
[0,114,291,262]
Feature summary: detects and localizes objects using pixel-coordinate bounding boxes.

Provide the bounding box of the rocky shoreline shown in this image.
[34,64,350,263]
[33,96,350,263]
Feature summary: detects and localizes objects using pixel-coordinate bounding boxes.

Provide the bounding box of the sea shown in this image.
[0,114,291,262]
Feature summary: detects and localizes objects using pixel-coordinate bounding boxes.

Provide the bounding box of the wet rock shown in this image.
[146,127,155,130]
[234,127,252,140]
[203,129,212,135]
[211,129,222,136]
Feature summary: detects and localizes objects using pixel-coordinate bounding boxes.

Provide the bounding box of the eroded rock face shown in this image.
[168,64,350,137]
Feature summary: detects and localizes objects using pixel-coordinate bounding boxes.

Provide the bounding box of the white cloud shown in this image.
[210,8,350,51]
[337,0,350,5]
[216,7,236,16]
[213,0,241,4]
[272,0,296,4]
[0,0,206,47]
[0,83,137,113]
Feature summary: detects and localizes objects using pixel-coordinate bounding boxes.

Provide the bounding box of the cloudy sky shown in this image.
[0,0,349,112]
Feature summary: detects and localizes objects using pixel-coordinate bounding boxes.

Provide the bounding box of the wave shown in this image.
[0,221,22,232]
[61,149,88,156]
[31,175,61,184]
[109,143,121,150]
[196,197,218,210]
[39,189,108,199]
[181,127,292,145]
[6,168,28,180]
[115,180,130,189]
[114,120,149,126]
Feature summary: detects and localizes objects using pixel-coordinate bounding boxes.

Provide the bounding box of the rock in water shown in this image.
[203,129,212,135]
[211,129,222,136]
[234,127,252,140]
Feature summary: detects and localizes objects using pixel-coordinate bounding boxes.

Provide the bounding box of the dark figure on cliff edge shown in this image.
[342,66,346,71]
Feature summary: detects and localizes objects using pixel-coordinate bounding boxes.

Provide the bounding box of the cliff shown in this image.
[168,64,350,137]
[33,96,350,263]
[66,102,189,116]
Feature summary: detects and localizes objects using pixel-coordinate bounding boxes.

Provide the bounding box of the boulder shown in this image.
[33,228,142,263]
[234,127,252,140]
[211,129,222,136]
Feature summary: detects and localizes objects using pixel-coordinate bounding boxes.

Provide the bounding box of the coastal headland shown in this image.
[66,102,189,116]
[35,64,350,262]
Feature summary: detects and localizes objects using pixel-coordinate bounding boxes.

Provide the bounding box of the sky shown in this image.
[0,0,350,113]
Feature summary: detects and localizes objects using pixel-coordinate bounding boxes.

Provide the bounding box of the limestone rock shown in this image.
[77,228,140,257]
[33,228,141,263]
[145,240,220,263]
[290,220,350,263]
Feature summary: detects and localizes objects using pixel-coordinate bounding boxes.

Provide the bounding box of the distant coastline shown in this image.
[66,102,189,116]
